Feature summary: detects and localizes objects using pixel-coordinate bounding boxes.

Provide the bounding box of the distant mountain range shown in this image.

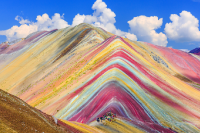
[1,23,200,133]
[190,47,200,55]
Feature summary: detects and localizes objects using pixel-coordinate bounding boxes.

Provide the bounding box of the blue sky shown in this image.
[0,0,200,51]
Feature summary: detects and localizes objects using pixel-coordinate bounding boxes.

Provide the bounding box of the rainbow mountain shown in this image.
[1,23,200,133]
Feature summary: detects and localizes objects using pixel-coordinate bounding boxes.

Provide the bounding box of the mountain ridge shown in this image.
[1,23,200,132]
[190,47,200,56]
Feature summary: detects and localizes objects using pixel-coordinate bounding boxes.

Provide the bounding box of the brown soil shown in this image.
[54,28,92,63]
[0,89,71,133]
[174,74,192,83]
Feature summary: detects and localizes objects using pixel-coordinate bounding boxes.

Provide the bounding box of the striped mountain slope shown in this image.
[1,23,200,132]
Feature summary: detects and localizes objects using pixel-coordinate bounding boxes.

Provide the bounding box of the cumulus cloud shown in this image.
[0,24,38,41]
[71,0,137,41]
[128,16,168,46]
[72,14,86,26]
[0,0,172,46]
[165,11,200,42]
[0,0,137,42]
[0,13,69,41]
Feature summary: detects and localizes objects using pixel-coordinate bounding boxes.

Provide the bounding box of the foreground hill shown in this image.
[0,89,76,132]
[1,23,200,132]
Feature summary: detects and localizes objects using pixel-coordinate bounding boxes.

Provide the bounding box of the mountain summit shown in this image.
[1,23,200,132]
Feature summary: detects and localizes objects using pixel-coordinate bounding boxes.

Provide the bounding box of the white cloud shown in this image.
[0,13,69,41]
[0,24,38,41]
[72,14,86,27]
[165,11,200,42]
[36,13,69,31]
[1,0,172,46]
[15,16,30,24]
[128,16,168,46]
[71,0,137,41]
[180,49,190,52]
